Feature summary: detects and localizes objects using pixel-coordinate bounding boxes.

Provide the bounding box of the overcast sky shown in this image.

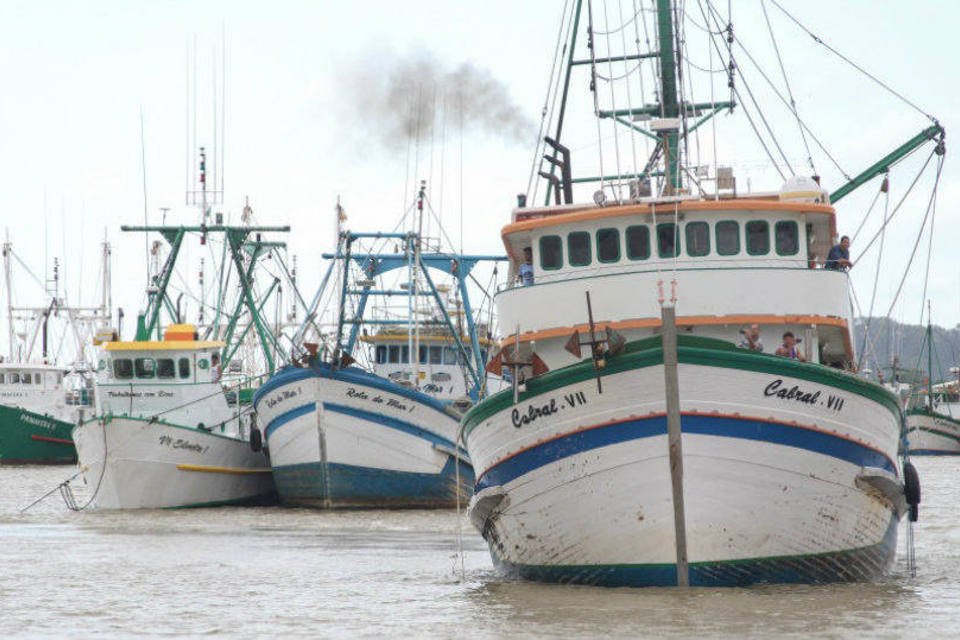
[1,1,957,364]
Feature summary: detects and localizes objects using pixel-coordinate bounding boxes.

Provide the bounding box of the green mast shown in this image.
[655,0,681,192]
[123,224,290,374]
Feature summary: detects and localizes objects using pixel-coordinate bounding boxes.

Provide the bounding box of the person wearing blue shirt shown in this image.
[825,235,853,271]
[519,247,534,286]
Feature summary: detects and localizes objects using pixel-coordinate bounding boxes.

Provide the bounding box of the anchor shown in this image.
[563,291,626,394]
[487,325,549,405]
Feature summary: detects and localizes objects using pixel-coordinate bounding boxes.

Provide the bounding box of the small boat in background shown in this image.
[906,318,960,455]
[1,233,110,464]
[0,362,91,464]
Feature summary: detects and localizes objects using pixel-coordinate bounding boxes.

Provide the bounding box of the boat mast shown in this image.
[100,234,112,329]
[3,231,12,360]
[655,0,681,193]
[412,181,426,388]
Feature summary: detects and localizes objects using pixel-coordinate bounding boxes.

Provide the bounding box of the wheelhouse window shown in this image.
[429,346,443,365]
[625,225,650,260]
[596,228,620,263]
[21,374,31,385]
[685,222,710,257]
[113,359,133,380]
[539,235,563,270]
[9,372,19,384]
[375,346,387,364]
[34,373,42,385]
[775,221,799,256]
[388,346,400,364]
[716,221,740,256]
[746,220,770,255]
[134,358,156,379]
[0,373,4,384]
[419,345,428,364]
[657,223,680,258]
[567,232,591,267]
[443,346,459,365]
[178,358,191,379]
[401,345,410,364]
[157,358,175,379]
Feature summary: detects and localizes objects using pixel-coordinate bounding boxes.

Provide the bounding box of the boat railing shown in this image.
[500,255,848,291]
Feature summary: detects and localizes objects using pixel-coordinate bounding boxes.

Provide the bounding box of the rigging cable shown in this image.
[854,149,936,263]
[769,0,937,124]
[704,1,792,177]
[696,0,784,181]
[617,0,641,185]
[879,154,944,322]
[857,177,889,370]
[729,36,850,180]
[918,155,943,326]
[601,0,626,198]
[586,0,609,195]
[760,0,816,173]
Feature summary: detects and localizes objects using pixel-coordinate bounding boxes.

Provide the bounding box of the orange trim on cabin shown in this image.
[499,313,853,361]
[505,199,835,236]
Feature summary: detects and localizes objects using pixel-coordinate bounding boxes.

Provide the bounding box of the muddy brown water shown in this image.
[1,459,957,638]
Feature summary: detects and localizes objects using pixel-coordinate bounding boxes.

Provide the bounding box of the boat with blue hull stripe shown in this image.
[494,514,898,587]
[265,403,316,439]
[909,449,960,456]
[273,455,474,508]
[255,363,450,415]
[477,412,897,491]
[264,400,466,456]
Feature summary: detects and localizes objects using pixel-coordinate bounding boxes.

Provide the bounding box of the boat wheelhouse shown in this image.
[497,186,850,369]
[363,328,493,404]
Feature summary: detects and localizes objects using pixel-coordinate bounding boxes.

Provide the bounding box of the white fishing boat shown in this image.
[72,324,274,509]
[464,0,936,586]
[254,193,504,508]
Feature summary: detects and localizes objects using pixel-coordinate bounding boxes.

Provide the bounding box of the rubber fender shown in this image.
[250,428,263,452]
[904,460,920,522]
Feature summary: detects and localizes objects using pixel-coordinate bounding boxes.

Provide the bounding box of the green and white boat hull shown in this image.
[0,405,76,464]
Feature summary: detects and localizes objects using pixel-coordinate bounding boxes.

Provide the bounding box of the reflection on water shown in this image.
[1,458,957,638]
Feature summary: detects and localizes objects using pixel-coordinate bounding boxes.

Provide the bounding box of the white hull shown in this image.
[906,411,960,455]
[255,364,471,508]
[465,339,905,586]
[72,416,274,509]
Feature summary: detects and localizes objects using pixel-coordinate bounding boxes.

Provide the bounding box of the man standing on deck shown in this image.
[825,236,853,271]
[519,247,534,286]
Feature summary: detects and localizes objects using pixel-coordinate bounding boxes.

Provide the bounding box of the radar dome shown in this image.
[779,176,829,204]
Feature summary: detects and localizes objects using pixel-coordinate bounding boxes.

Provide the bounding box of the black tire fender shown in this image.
[904,460,921,522]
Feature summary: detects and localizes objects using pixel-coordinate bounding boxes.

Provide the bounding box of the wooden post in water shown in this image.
[661,305,689,586]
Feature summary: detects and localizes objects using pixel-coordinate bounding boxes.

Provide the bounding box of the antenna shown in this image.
[140,106,150,289]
